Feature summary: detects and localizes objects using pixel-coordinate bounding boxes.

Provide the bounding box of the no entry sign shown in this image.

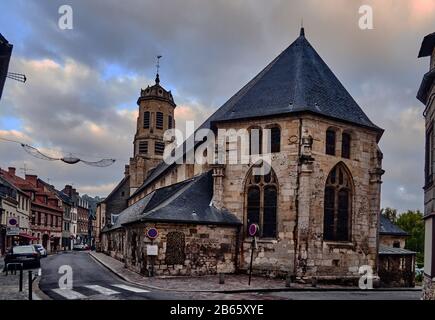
[248,223,259,237]
[146,227,159,240]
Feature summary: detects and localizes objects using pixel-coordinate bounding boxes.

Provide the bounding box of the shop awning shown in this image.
[18,233,38,240]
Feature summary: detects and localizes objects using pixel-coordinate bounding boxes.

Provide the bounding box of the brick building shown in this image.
[101,28,385,282]
[1,168,63,253]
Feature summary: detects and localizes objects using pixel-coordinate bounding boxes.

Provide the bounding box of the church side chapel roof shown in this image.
[130,28,382,199]
[105,171,241,231]
[378,245,415,255]
[379,215,409,237]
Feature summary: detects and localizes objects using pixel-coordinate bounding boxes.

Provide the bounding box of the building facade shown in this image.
[101,29,384,283]
[418,32,435,299]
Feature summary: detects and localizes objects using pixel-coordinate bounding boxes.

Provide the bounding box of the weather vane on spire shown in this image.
[155,55,162,84]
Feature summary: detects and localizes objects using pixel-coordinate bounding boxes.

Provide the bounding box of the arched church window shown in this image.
[249,127,262,155]
[144,111,150,129]
[245,167,278,238]
[326,128,336,155]
[323,163,353,241]
[341,132,351,159]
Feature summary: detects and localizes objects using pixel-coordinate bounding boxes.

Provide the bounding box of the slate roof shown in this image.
[129,28,382,199]
[379,215,409,237]
[418,32,435,58]
[102,175,129,204]
[211,28,381,133]
[0,33,13,101]
[378,245,415,255]
[104,171,241,232]
[417,68,435,104]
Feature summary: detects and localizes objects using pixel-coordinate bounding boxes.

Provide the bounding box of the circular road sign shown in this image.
[8,217,18,226]
[248,223,260,237]
[146,228,159,240]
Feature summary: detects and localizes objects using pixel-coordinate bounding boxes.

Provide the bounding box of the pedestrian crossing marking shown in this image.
[85,285,120,295]
[111,284,150,293]
[52,288,87,300]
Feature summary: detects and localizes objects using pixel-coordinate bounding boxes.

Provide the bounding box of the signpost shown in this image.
[248,223,259,286]
[6,217,19,236]
[146,227,159,276]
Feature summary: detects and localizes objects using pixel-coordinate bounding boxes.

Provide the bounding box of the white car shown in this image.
[33,244,47,257]
[73,244,86,251]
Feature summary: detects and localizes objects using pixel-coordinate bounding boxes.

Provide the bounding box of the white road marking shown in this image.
[85,285,120,295]
[52,288,87,300]
[111,284,150,293]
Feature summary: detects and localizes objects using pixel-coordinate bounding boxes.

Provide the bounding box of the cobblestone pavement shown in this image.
[0,257,29,300]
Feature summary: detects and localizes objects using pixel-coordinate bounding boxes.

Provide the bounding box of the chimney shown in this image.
[63,185,72,196]
[124,165,130,177]
[8,167,16,176]
[25,174,37,186]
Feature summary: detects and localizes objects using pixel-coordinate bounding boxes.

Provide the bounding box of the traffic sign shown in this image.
[248,223,259,237]
[7,217,18,227]
[146,227,159,240]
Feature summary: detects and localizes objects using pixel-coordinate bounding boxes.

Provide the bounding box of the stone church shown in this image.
[100,28,384,282]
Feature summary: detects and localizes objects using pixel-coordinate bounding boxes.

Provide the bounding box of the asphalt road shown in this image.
[39,251,182,300]
[37,251,422,301]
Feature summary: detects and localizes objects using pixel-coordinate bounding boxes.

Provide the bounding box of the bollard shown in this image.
[285,273,292,287]
[19,268,23,292]
[311,277,317,287]
[219,273,225,284]
[28,270,32,301]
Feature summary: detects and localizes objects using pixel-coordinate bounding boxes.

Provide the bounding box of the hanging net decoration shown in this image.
[19,143,116,167]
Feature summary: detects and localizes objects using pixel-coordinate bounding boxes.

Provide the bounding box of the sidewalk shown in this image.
[90,252,420,293]
[0,256,29,300]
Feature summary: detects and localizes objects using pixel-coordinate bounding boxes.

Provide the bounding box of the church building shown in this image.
[100,28,384,283]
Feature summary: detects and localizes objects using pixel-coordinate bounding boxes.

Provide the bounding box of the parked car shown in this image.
[73,244,85,251]
[33,244,47,257]
[4,245,41,270]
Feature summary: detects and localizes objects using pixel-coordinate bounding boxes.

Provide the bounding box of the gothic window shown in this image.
[168,115,173,129]
[156,112,164,129]
[155,141,165,155]
[341,132,351,159]
[165,231,185,265]
[245,167,278,238]
[249,127,262,155]
[144,111,150,129]
[138,141,148,154]
[270,126,281,153]
[323,163,353,241]
[326,129,336,156]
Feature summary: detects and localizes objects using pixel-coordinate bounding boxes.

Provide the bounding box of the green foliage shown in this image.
[381,207,398,223]
[381,208,425,266]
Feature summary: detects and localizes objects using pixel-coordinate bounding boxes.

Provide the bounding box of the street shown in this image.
[39,251,183,300]
[35,251,422,301]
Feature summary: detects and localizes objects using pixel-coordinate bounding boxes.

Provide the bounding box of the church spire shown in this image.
[299,18,305,37]
[155,55,162,85]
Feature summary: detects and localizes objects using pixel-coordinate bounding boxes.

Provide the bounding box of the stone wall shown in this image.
[379,235,406,249]
[215,114,382,280]
[102,222,239,276]
[422,274,435,300]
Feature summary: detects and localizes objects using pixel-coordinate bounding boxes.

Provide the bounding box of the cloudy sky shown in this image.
[0,0,434,213]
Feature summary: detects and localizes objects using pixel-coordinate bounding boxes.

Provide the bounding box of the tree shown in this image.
[381,207,398,223]
[395,210,425,265]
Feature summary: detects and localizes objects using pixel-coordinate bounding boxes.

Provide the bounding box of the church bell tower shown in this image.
[128,59,176,195]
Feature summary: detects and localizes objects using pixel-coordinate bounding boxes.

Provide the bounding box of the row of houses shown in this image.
[0,167,99,255]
